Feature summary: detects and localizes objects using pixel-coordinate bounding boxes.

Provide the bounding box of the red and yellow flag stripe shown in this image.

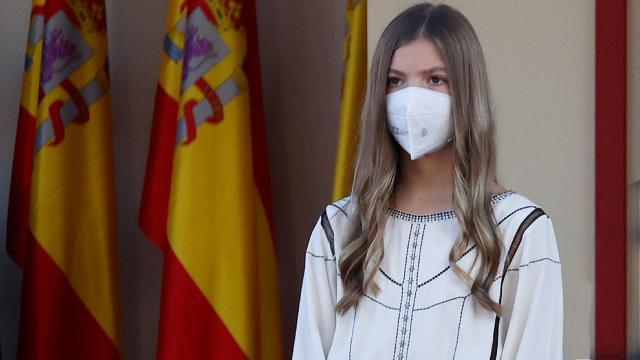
[139,0,283,358]
[333,0,367,200]
[6,0,121,358]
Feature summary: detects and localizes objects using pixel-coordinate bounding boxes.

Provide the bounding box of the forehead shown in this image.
[389,37,446,72]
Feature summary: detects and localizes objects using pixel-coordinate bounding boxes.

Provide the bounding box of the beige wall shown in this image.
[369,1,595,358]
[257,0,345,356]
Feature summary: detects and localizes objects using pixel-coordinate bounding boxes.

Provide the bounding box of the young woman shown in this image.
[293,3,563,359]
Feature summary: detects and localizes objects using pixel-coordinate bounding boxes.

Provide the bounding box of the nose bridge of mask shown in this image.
[407,87,436,115]
[407,87,449,115]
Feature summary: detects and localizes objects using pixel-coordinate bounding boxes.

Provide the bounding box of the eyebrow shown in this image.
[388,66,448,75]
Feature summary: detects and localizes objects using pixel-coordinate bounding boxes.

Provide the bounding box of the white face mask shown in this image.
[386,86,454,160]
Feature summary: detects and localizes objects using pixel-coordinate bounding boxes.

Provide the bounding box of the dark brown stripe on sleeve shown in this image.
[321,209,336,257]
[489,207,546,359]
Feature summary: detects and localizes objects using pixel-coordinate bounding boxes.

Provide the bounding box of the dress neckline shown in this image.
[385,190,516,223]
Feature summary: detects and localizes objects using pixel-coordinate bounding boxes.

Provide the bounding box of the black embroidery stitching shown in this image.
[306,250,335,261]
[416,204,541,291]
[404,223,426,358]
[393,223,413,360]
[452,295,470,360]
[491,190,516,203]
[496,205,537,226]
[385,207,457,223]
[385,190,515,223]
[528,257,560,265]
[418,206,535,288]
[329,202,349,218]
[363,293,401,310]
[320,210,336,257]
[413,294,469,312]
[418,206,548,288]
[379,267,402,287]
[492,257,561,282]
[396,224,423,359]
[349,303,357,360]
[417,245,476,289]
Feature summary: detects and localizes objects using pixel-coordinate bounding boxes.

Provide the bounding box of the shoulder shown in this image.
[324,195,354,222]
[491,190,540,224]
[493,190,546,230]
[493,190,560,263]
[306,195,355,259]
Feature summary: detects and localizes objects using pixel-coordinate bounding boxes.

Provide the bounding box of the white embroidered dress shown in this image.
[292,190,563,359]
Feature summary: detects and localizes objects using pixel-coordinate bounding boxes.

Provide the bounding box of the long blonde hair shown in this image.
[336,2,504,317]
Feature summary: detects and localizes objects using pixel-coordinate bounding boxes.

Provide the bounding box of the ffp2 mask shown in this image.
[386,86,454,160]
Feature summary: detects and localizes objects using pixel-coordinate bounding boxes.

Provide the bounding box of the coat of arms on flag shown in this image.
[139,0,283,358]
[7,0,122,358]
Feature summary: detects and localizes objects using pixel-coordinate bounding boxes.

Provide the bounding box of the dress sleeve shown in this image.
[292,210,339,359]
[499,214,564,360]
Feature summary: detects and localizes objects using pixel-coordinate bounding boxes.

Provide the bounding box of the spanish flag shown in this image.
[6,0,121,358]
[333,0,367,201]
[138,0,283,358]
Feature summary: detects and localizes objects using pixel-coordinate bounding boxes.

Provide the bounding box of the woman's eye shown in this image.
[387,77,402,87]
[430,75,447,86]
